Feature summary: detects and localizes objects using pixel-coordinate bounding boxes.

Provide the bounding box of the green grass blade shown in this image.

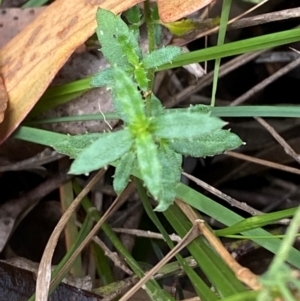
[25,105,300,127]
[22,0,49,7]
[134,177,218,301]
[164,204,247,298]
[215,207,297,236]
[13,126,65,145]
[211,0,232,107]
[159,27,300,69]
[175,184,300,269]
[211,106,300,117]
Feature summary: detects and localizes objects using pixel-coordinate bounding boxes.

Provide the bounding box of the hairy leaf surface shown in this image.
[113,68,148,127]
[148,94,164,117]
[96,9,141,68]
[124,5,141,24]
[96,9,129,67]
[142,46,181,69]
[52,133,101,158]
[155,144,182,211]
[136,132,162,200]
[153,111,226,139]
[70,129,134,175]
[170,130,244,157]
[91,67,115,88]
[114,151,136,195]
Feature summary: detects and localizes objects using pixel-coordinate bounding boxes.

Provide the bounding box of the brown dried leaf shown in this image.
[0,75,8,123]
[0,7,45,48]
[0,0,142,144]
[157,0,215,22]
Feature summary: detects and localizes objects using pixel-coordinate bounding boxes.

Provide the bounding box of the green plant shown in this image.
[51,8,243,211]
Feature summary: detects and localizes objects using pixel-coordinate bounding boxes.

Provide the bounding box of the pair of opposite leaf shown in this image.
[52,9,243,211]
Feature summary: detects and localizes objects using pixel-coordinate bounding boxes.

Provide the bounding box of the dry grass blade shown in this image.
[36,168,106,301]
[50,182,136,289]
[196,219,262,290]
[118,224,200,301]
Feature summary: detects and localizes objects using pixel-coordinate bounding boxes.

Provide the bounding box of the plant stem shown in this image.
[144,0,155,102]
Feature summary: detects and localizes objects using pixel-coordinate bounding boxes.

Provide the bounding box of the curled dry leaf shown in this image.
[0,75,8,123]
[0,0,142,144]
[157,0,216,22]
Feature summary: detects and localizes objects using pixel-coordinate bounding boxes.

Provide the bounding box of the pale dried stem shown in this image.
[113,228,182,242]
[196,219,262,290]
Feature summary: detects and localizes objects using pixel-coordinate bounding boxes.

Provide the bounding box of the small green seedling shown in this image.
[52,8,243,211]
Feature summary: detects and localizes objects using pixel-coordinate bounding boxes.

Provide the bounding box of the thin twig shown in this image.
[255,117,300,165]
[182,171,263,216]
[0,148,64,172]
[0,171,71,252]
[225,151,300,176]
[231,56,300,106]
[75,221,133,275]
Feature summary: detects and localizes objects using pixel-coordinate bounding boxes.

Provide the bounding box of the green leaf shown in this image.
[123,6,141,40]
[96,9,130,68]
[153,111,226,139]
[170,130,243,157]
[113,151,136,195]
[90,67,115,88]
[96,8,141,68]
[187,104,212,114]
[215,207,297,237]
[52,133,101,158]
[148,94,164,117]
[113,68,148,128]
[142,46,181,69]
[69,129,134,175]
[124,5,141,24]
[155,144,182,211]
[135,132,161,200]
[162,19,198,36]
[161,17,220,37]
[150,5,163,47]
